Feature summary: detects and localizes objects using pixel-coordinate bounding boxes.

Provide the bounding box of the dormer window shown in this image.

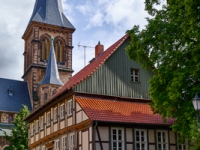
[8,87,13,96]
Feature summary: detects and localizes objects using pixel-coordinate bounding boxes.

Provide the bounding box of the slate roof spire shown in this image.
[27,0,75,29]
[39,37,63,86]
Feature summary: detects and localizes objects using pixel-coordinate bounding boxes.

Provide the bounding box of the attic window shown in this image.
[131,69,139,82]
[8,87,13,96]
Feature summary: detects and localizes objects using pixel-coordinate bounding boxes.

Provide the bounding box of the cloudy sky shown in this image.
[0,0,149,81]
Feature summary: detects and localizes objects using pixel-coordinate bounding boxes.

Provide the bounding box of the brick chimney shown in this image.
[95,41,104,58]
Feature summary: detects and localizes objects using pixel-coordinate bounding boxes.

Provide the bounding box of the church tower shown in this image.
[22,0,75,108]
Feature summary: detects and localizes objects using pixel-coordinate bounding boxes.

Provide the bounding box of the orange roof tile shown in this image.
[54,34,129,97]
[75,97,175,125]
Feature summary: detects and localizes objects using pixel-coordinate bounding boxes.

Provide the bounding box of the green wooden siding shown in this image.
[74,38,153,99]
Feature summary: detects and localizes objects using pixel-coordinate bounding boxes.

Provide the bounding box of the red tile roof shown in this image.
[54,34,129,97]
[75,97,175,125]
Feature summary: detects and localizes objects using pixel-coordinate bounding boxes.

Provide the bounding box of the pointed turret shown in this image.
[39,37,63,86]
[27,0,75,30]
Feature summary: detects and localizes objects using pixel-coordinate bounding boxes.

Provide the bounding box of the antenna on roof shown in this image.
[78,43,94,67]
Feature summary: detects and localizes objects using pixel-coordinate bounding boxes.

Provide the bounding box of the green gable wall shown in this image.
[74,38,153,99]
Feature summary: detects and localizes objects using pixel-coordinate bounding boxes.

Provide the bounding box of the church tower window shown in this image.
[41,37,50,60]
[54,39,64,63]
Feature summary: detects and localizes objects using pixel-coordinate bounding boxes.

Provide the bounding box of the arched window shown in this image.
[8,114,13,123]
[41,37,50,60]
[54,39,64,62]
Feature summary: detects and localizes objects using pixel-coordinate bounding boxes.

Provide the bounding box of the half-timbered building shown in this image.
[25,34,188,150]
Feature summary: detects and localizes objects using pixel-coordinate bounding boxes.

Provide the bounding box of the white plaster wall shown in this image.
[169,131,176,144]
[46,127,50,135]
[99,127,109,141]
[149,145,155,150]
[76,102,81,111]
[76,111,82,124]
[148,130,155,143]
[40,130,44,139]
[79,131,82,145]
[126,128,133,142]
[53,123,58,132]
[127,144,133,150]
[60,120,65,129]
[170,145,176,150]
[82,131,89,150]
[82,111,88,121]
[68,117,72,126]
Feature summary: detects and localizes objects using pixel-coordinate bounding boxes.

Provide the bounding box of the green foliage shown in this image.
[126,0,200,141]
[4,105,29,150]
[190,122,200,150]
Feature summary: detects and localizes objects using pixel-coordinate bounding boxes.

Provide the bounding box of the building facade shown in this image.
[0,78,32,150]
[23,0,188,150]
[25,34,188,150]
[22,0,75,108]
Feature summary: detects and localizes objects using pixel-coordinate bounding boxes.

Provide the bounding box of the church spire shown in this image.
[27,0,75,29]
[39,37,63,86]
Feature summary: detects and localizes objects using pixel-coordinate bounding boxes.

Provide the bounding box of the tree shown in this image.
[4,105,30,150]
[126,0,200,141]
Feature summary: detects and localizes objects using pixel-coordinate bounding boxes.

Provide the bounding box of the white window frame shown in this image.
[31,123,34,136]
[131,69,139,82]
[68,100,73,116]
[54,107,58,122]
[177,135,188,150]
[54,139,60,150]
[60,103,65,119]
[111,128,124,150]
[62,135,67,150]
[135,129,147,150]
[35,120,39,133]
[157,130,168,150]
[69,133,74,150]
[47,111,51,126]
[40,116,44,130]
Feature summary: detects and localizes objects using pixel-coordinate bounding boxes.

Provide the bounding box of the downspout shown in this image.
[93,121,98,150]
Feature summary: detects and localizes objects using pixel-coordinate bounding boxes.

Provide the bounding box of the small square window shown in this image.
[60,104,65,119]
[69,133,74,150]
[35,120,39,133]
[68,100,73,116]
[54,107,58,122]
[156,130,168,150]
[55,139,60,150]
[131,69,139,82]
[62,135,67,149]
[40,116,44,130]
[47,112,51,126]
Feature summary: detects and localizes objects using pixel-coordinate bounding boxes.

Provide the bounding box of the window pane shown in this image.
[113,129,116,134]
[113,142,117,148]
[118,142,122,148]
[113,135,117,140]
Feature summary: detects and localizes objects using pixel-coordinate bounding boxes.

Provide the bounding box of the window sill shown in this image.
[131,81,141,84]
[60,117,65,121]
[67,114,72,118]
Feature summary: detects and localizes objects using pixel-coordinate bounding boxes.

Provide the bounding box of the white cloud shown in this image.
[75,0,148,31]
[75,1,92,15]
[0,0,35,80]
[0,0,149,80]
